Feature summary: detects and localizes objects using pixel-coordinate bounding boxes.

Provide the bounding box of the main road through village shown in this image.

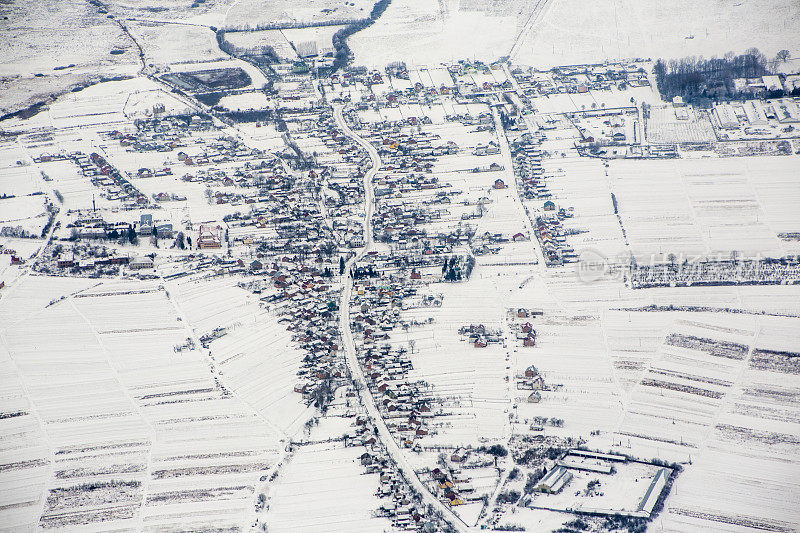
[333,105,471,532]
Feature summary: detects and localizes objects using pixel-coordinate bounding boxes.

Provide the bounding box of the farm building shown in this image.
[762,75,782,92]
[713,104,739,129]
[130,256,154,270]
[743,101,768,125]
[536,465,573,494]
[493,178,506,189]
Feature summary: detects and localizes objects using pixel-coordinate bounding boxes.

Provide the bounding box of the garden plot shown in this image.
[408,66,457,89]
[0,194,50,236]
[43,77,161,130]
[599,310,667,391]
[74,281,281,531]
[531,87,659,115]
[399,280,512,445]
[655,318,800,532]
[0,345,51,531]
[0,151,43,197]
[122,88,195,119]
[608,156,800,262]
[2,297,150,530]
[0,275,98,325]
[616,317,757,453]
[637,284,800,317]
[218,92,271,111]
[646,104,716,144]
[283,25,347,55]
[224,30,299,61]
[534,156,628,262]
[511,313,622,438]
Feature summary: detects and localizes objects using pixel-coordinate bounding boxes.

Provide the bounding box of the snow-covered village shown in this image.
[1,1,800,532]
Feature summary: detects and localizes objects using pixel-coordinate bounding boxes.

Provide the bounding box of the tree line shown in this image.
[653,48,794,105]
[329,0,392,72]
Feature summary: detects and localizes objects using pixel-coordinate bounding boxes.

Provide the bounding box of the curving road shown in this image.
[332,105,471,532]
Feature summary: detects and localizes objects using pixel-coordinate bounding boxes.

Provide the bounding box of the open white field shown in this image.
[513,0,800,68]
[609,155,800,262]
[614,313,800,533]
[224,29,301,61]
[0,276,282,531]
[262,437,391,532]
[349,0,800,69]
[400,279,513,445]
[0,0,140,116]
[348,0,517,68]
[283,25,346,55]
[169,275,313,437]
[224,0,375,29]
[128,22,226,67]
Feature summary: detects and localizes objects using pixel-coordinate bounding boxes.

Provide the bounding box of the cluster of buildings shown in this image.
[356,434,440,531]
[712,97,800,130]
[511,133,546,200]
[511,61,651,98]
[67,151,149,207]
[253,259,344,404]
[459,323,502,349]
[350,276,436,447]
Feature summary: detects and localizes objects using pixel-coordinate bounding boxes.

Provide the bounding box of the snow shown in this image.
[349,0,800,70]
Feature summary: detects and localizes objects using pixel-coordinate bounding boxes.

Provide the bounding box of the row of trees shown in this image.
[329,0,392,72]
[215,29,279,65]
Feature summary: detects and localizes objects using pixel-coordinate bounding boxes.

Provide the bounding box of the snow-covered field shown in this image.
[349,0,800,69]
[0,277,283,531]
[513,0,800,68]
[225,0,374,29]
[349,0,517,68]
[609,155,800,261]
[2,1,800,530]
